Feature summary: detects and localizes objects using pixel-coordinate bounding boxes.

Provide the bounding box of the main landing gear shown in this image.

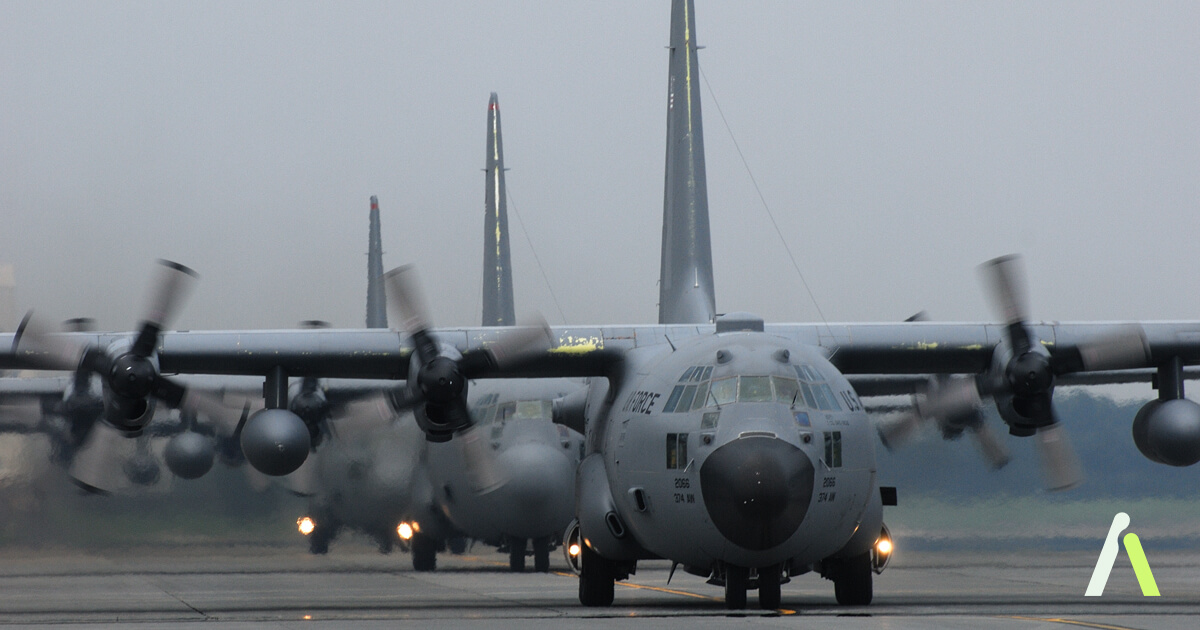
[826,551,873,606]
[503,536,553,572]
[723,564,783,610]
[578,544,616,607]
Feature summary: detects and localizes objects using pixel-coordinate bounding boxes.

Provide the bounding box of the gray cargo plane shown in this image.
[7,0,1200,611]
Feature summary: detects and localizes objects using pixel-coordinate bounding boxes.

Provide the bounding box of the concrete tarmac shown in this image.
[0,543,1195,629]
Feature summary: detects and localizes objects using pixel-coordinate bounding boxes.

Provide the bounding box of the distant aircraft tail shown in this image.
[365,196,388,329]
[482,92,516,327]
[658,0,716,325]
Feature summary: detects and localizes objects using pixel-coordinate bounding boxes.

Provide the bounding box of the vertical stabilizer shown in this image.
[658,0,716,325]
[482,92,516,327]
[365,196,388,329]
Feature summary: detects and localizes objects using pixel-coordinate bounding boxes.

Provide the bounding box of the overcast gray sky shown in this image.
[2,1,1197,332]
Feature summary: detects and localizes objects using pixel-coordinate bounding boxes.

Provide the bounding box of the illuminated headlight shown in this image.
[397,522,414,540]
[871,524,893,574]
[297,516,315,536]
[568,543,581,557]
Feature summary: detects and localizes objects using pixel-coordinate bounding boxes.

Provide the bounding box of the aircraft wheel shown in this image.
[376,534,393,555]
[833,552,873,606]
[725,565,749,610]
[578,544,615,607]
[758,563,782,610]
[447,536,468,555]
[532,536,551,573]
[508,536,527,572]
[412,533,438,572]
[308,519,339,555]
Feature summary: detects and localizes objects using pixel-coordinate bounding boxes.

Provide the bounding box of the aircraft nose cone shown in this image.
[490,443,575,539]
[700,436,814,551]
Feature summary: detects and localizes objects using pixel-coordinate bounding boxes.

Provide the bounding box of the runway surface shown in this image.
[0,543,1195,629]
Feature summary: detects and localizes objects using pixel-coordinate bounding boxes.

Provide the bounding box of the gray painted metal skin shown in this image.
[428,378,584,544]
[12,320,1200,380]
[658,0,715,326]
[593,330,879,574]
[482,92,515,328]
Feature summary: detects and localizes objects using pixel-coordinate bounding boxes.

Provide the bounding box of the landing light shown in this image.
[297,516,315,536]
[568,543,581,557]
[871,525,894,574]
[398,522,414,540]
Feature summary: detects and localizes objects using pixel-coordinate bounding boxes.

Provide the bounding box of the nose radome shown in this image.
[488,442,575,538]
[699,436,814,551]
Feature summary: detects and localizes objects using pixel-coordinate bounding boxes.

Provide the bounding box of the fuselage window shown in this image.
[824,430,843,468]
[666,432,689,469]
[701,411,719,429]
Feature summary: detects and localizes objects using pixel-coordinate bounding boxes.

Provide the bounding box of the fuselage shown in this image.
[593,329,877,573]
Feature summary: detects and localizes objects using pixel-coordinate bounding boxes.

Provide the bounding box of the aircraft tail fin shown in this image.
[658,0,716,325]
[482,92,516,327]
[365,196,388,329]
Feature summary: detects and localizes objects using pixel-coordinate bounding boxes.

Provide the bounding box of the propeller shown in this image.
[13,260,230,492]
[877,375,1011,470]
[903,255,1148,491]
[383,265,553,443]
[13,260,209,428]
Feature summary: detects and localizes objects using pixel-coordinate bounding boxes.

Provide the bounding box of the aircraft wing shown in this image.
[6,321,1200,382]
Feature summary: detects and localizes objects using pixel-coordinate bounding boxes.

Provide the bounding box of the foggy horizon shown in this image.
[2,2,1197,332]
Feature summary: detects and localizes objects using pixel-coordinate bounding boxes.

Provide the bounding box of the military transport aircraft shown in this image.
[6,0,1200,612]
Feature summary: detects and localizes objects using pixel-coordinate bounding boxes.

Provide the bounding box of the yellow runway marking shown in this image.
[616,580,720,601]
[1006,616,1141,630]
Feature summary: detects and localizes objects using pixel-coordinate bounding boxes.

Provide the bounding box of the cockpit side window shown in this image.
[773,376,800,405]
[709,377,737,406]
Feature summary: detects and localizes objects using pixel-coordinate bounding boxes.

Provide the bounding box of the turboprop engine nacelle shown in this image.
[240,408,311,475]
[102,386,156,433]
[1132,399,1200,467]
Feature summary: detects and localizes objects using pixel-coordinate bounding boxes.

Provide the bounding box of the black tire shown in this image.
[308,519,339,555]
[833,552,873,606]
[533,536,551,573]
[725,565,749,610]
[412,533,438,572]
[578,544,615,607]
[509,536,527,572]
[758,564,782,610]
[447,536,468,555]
